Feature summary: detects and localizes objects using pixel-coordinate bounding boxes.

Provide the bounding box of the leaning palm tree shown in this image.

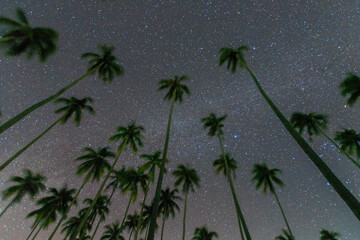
[334,129,360,160]
[26,185,76,240]
[62,211,92,240]
[202,113,250,240]
[339,72,360,106]
[275,229,294,240]
[252,163,293,238]
[81,195,110,233]
[192,226,218,240]
[100,222,125,240]
[158,188,181,240]
[219,46,360,220]
[124,212,141,240]
[320,229,340,240]
[48,147,114,239]
[173,164,200,240]
[0,8,58,61]
[0,44,123,135]
[70,122,144,240]
[147,75,190,240]
[1,169,46,217]
[290,112,360,169]
[0,97,95,171]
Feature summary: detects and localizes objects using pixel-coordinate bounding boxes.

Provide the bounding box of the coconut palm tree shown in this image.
[1,169,46,217]
[339,72,360,106]
[290,112,360,169]
[141,203,158,240]
[101,222,125,240]
[125,212,141,240]
[62,211,92,240]
[48,147,114,239]
[0,8,58,61]
[252,163,293,238]
[26,185,76,240]
[70,122,144,240]
[159,188,181,240]
[320,229,340,240]
[0,97,95,171]
[192,226,218,240]
[173,164,200,240]
[0,44,123,135]
[147,75,190,240]
[275,229,294,240]
[334,129,360,159]
[219,46,360,220]
[202,113,250,240]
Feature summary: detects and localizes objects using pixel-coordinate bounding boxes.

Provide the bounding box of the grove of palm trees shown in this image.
[0,1,359,240]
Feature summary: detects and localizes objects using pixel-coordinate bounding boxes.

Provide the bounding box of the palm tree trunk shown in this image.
[134,186,149,240]
[320,130,360,169]
[181,192,188,240]
[90,187,116,240]
[160,215,166,240]
[0,64,102,135]
[244,65,360,221]
[26,221,41,240]
[144,221,150,240]
[218,136,248,240]
[0,199,15,217]
[70,143,126,240]
[129,229,134,240]
[120,197,132,229]
[273,191,293,238]
[48,175,89,240]
[147,96,175,240]
[0,117,62,172]
[31,225,42,240]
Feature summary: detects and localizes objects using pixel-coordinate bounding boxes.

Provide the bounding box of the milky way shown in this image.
[0,1,359,240]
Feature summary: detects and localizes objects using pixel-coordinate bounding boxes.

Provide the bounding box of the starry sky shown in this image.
[0,0,360,239]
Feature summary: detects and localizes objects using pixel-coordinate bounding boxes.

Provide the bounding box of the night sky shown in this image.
[0,1,360,240]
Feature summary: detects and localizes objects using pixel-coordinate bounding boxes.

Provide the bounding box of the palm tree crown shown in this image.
[201,113,227,137]
[159,188,181,219]
[0,8,58,62]
[109,122,144,152]
[252,163,283,194]
[219,46,249,73]
[275,229,294,240]
[339,72,360,106]
[54,97,95,126]
[320,229,340,240]
[192,226,218,240]
[213,153,238,178]
[290,112,328,141]
[100,222,125,240]
[158,75,190,103]
[139,151,164,183]
[334,129,360,158]
[76,147,114,182]
[173,164,200,194]
[121,168,149,203]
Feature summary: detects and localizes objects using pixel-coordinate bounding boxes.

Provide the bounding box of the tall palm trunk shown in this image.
[0,199,15,217]
[144,221,150,240]
[181,191,188,240]
[160,215,166,240]
[147,96,175,240]
[218,136,248,240]
[0,64,101,135]
[0,117,62,172]
[31,226,42,240]
[70,143,127,240]
[48,174,90,240]
[273,191,293,237]
[90,187,116,240]
[244,65,360,221]
[134,185,149,240]
[129,229,134,240]
[319,129,360,169]
[26,221,41,240]
[120,197,132,229]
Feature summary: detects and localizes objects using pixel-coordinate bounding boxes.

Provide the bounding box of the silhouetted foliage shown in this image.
[339,72,360,106]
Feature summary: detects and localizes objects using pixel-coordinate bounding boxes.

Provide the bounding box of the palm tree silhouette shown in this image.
[202,113,250,240]
[0,8,58,62]
[158,188,181,240]
[320,229,340,240]
[191,226,218,240]
[290,112,360,169]
[62,211,92,240]
[48,147,114,239]
[334,129,360,160]
[1,169,46,217]
[147,75,190,240]
[26,185,76,240]
[0,44,122,135]
[219,46,360,220]
[173,164,200,240]
[141,203,158,239]
[339,72,360,106]
[275,229,294,240]
[81,196,110,233]
[252,163,294,238]
[125,212,141,240]
[100,222,125,240]
[0,97,94,171]
[70,122,144,240]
